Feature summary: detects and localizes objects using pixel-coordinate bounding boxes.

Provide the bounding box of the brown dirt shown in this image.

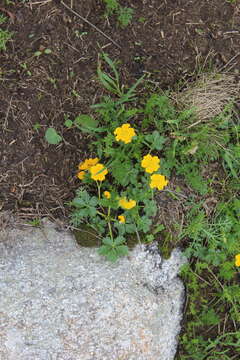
[1,0,240,221]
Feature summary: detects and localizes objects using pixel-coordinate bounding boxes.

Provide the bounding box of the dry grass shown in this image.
[175,72,240,125]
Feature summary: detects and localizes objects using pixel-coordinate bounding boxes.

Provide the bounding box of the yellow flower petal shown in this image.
[114,123,136,144]
[103,191,111,199]
[78,157,99,170]
[150,174,168,190]
[235,254,240,267]
[119,198,136,210]
[141,154,160,173]
[77,171,85,180]
[90,163,108,181]
[118,215,126,224]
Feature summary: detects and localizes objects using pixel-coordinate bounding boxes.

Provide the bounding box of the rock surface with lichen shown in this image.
[0,218,186,360]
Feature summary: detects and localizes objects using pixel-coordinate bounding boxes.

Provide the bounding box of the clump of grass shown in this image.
[175,72,240,122]
[0,29,13,51]
[0,12,13,51]
[177,198,240,360]
[102,0,134,28]
[0,14,7,25]
[170,71,240,359]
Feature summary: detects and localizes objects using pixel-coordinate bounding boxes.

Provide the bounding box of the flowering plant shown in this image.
[70,53,169,261]
[71,123,168,261]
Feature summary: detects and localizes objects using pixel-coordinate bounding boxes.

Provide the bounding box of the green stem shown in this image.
[107,207,114,240]
[142,140,152,150]
[97,181,101,199]
[96,180,107,213]
[135,227,141,245]
[96,210,106,218]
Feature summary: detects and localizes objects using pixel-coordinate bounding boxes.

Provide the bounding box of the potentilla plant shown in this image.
[70,121,169,261]
[64,53,169,261]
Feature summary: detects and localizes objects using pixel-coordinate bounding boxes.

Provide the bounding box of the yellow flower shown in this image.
[114,123,136,144]
[103,191,111,199]
[78,157,99,170]
[141,154,160,173]
[90,163,108,181]
[150,174,168,190]
[235,254,240,267]
[118,215,126,224]
[77,171,85,180]
[119,198,136,210]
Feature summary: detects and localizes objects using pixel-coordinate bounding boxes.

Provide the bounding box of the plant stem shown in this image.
[96,210,106,218]
[107,207,113,240]
[135,227,141,244]
[97,181,101,199]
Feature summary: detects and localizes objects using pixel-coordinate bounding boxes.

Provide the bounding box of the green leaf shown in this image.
[153,224,165,234]
[97,143,103,158]
[219,261,235,280]
[223,152,238,179]
[102,53,119,84]
[98,245,119,262]
[74,115,98,130]
[116,245,129,256]
[111,160,132,186]
[88,206,97,217]
[103,0,119,15]
[102,237,114,246]
[45,128,62,144]
[72,198,85,208]
[64,119,73,128]
[44,48,52,54]
[34,50,42,57]
[200,309,220,326]
[138,216,152,233]
[125,223,136,233]
[124,108,139,119]
[143,200,157,217]
[145,234,154,243]
[71,208,88,220]
[106,249,119,262]
[117,7,134,28]
[145,131,166,150]
[90,197,98,206]
[115,224,126,236]
[97,67,119,95]
[100,72,118,90]
[114,236,125,246]
[98,244,111,255]
[117,75,145,105]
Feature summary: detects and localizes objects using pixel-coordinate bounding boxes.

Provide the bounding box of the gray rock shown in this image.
[0,219,186,360]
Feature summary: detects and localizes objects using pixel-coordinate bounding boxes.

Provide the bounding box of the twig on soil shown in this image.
[18,176,43,188]
[60,1,121,50]
[164,189,188,199]
[3,96,13,130]
[29,0,52,5]
[219,52,240,72]
[68,225,102,240]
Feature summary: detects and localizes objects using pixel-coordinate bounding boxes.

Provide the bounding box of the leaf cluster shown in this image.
[177,198,240,359]
[98,236,128,262]
[102,0,134,28]
[67,54,172,261]
[0,28,13,51]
